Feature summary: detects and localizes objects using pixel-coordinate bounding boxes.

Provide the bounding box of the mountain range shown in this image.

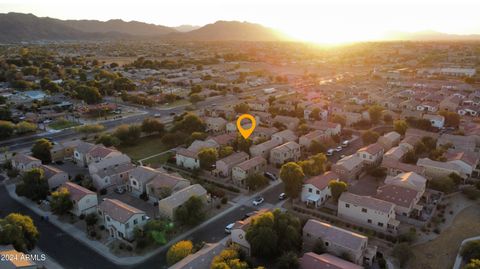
[0,12,287,43]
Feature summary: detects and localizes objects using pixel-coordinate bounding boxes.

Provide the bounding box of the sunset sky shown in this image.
[1,0,479,43]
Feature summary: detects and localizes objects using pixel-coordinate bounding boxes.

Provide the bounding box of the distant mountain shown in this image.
[385,30,480,41]
[173,25,201,32]
[62,19,177,36]
[166,21,289,41]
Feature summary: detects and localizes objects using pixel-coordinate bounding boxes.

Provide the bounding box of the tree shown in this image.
[113,77,136,92]
[173,113,206,134]
[31,138,53,163]
[297,123,310,136]
[74,85,102,104]
[166,240,193,266]
[362,130,379,145]
[310,107,321,120]
[439,111,460,128]
[174,196,205,226]
[0,120,15,139]
[246,210,301,258]
[114,124,141,145]
[464,259,480,269]
[368,105,384,124]
[329,180,347,202]
[297,153,327,177]
[185,132,208,146]
[280,162,305,200]
[189,93,204,104]
[313,238,326,254]
[394,120,408,135]
[96,134,120,147]
[85,213,98,232]
[331,114,347,127]
[16,168,49,201]
[234,103,250,114]
[218,146,234,158]
[428,177,456,193]
[309,140,326,154]
[50,187,73,215]
[0,213,39,252]
[461,240,480,262]
[392,243,413,268]
[15,121,37,135]
[141,118,164,134]
[211,247,249,269]
[246,173,269,191]
[198,148,218,170]
[76,124,105,139]
[233,134,252,153]
[277,252,299,269]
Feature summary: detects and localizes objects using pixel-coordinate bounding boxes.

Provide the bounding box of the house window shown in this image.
[362,208,367,213]
[118,231,124,238]
[368,219,372,224]
[125,223,130,229]
[134,219,138,225]
[378,222,384,227]
[309,188,313,193]
[325,241,329,246]
[316,190,320,195]
[106,216,111,222]
[132,181,137,186]
[345,203,350,208]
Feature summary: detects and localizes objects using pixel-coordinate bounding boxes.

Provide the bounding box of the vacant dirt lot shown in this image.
[408,202,480,269]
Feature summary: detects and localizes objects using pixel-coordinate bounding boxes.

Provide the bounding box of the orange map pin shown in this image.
[236,114,256,139]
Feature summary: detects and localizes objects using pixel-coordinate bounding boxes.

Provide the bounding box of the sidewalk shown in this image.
[4,178,283,266]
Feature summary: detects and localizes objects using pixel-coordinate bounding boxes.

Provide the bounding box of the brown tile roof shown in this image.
[98,198,144,223]
[381,158,425,175]
[303,219,367,252]
[340,192,395,214]
[148,172,187,189]
[300,252,363,269]
[87,145,118,158]
[63,182,96,202]
[40,164,64,178]
[235,156,266,171]
[357,143,383,155]
[375,185,419,208]
[445,150,479,167]
[305,171,339,190]
[12,153,40,165]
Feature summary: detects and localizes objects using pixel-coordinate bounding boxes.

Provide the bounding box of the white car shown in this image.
[335,146,343,152]
[225,223,235,233]
[252,196,264,206]
[342,140,349,147]
[326,149,334,156]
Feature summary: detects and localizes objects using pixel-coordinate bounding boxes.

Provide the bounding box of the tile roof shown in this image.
[129,166,159,183]
[335,155,364,171]
[445,150,479,167]
[305,171,339,190]
[340,192,395,214]
[158,184,206,209]
[99,198,144,223]
[148,172,187,189]
[40,164,64,178]
[12,153,40,164]
[235,156,266,171]
[300,252,363,269]
[63,182,96,202]
[384,172,427,192]
[217,151,249,166]
[303,219,367,252]
[375,184,420,208]
[357,143,384,155]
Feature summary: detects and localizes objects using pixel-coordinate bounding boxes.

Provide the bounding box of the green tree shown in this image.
[0,213,39,252]
[233,134,253,153]
[50,187,73,215]
[392,243,413,268]
[114,124,141,145]
[141,118,164,134]
[310,107,321,120]
[245,173,269,191]
[15,121,37,135]
[113,77,136,92]
[297,123,310,136]
[280,162,305,200]
[309,140,326,154]
[277,252,299,269]
[329,180,347,202]
[96,134,120,147]
[0,120,15,139]
[394,120,408,135]
[298,153,327,176]
[173,113,206,134]
[368,105,384,124]
[174,196,205,226]
[189,93,204,104]
[76,124,105,139]
[166,240,193,266]
[16,168,49,201]
[31,138,53,163]
[74,85,102,104]
[198,148,218,170]
[464,259,480,269]
[331,114,347,127]
[362,130,379,145]
[85,213,98,232]
[218,146,234,158]
[185,132,208,146]
[461,240,480,262]
[313,238,326,254]
[439,111,460,128]
[211,247,249,269]
[234,103,250,114]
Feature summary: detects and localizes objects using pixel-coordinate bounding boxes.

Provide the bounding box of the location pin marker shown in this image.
[236,114,256,139]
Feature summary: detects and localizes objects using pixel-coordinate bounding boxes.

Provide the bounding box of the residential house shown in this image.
[332,155,364,181]
[214,152,249,177]
[383,146,408,162]
[299,252,363,269]
[169,237,228,269]
[269,141,301,166]
[381,158,425,177]
[232,156,267,187]
[205,117,227,133]
[437,134,477,153]
[206,133,236,147]
[423,114,445,129]
[73,141,96,167]
[375,184,423,217]
[176,148,200,170]
[85,145,122,165]
[299,130,329,149]
[98,198,148,241]
[311,121,341,136]
[249,139,282,159]
[304,104,328,120]
[158,184,208,219]
[378,132,401,150]
[50,140,80,162]
[11,153,41,172]
[303,219,376,266]
[445,150,479,178]
[439,96,461,112]
[231,210,268,255]
[146,172,190,203]
[91,162,133,190]
[338,192,399,234]
[128,166,160,197]
[384,172,427,193]
[41,165,68,189]
[355,143,384,166]
[417,158,464,179]
[301,171,339,207]
[273,115,300,130]
[63,182,98,216]
[271,129,298,144]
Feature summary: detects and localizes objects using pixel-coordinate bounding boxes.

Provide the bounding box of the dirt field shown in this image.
[408,202,480,269]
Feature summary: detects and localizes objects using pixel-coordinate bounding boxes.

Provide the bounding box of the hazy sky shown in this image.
[1,0,479,43]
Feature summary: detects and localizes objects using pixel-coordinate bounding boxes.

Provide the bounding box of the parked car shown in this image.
[114,186,126,194]
[340,155,346,159]
[225,223,235,233]
[252,196,264,206]
[326,149,334,156]
[335,146,343,152]
[341,140,349,147]
[264,172,277,181]
[243,211,258,220]
[154,113,161,118]
[279,193,287,200]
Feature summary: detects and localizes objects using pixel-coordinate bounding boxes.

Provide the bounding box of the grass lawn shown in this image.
[408,202,480,269]
[142,152,174,168]
[49,120,81,130]
[117,135,169,161]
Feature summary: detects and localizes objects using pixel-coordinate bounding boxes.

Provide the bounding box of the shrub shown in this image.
[221,197,228,204]
[99,189,107,195]
[462,186,480,200]
[79,214,85,220]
